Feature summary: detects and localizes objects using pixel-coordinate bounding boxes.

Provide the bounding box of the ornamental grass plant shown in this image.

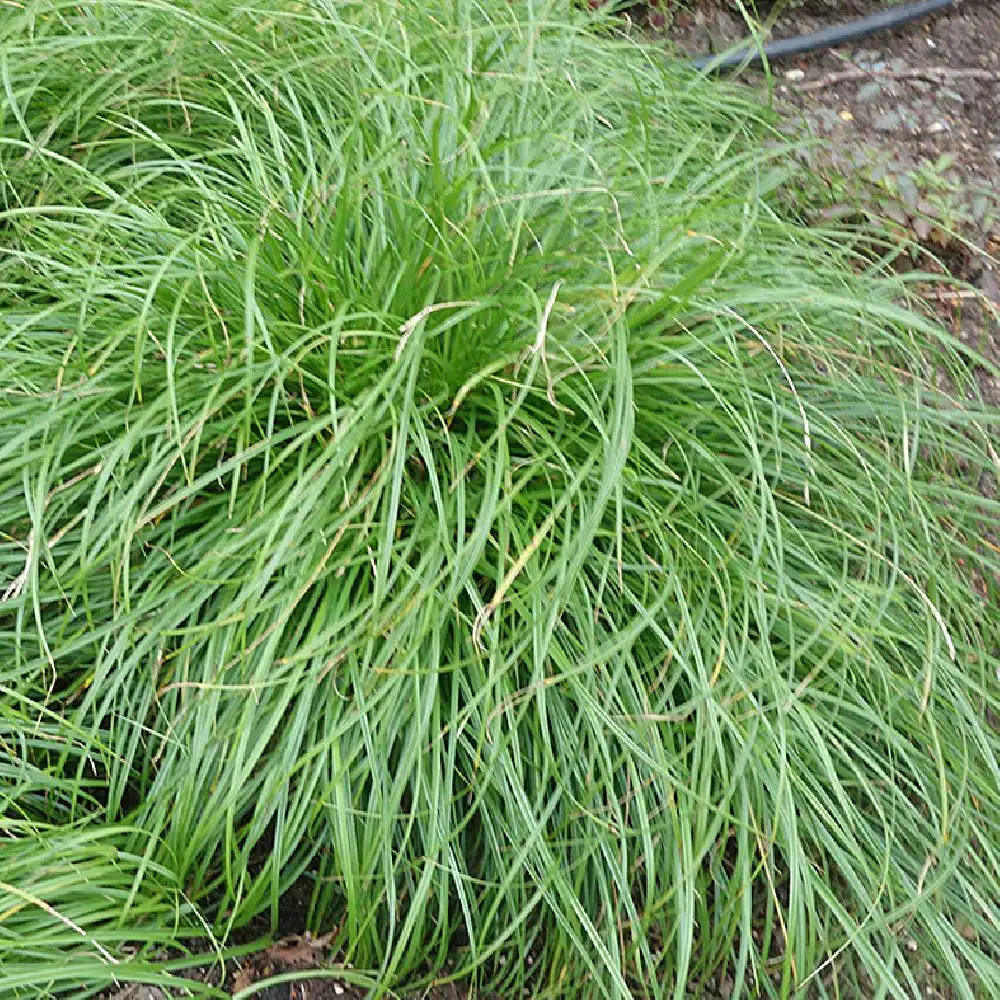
[1,1,998,997]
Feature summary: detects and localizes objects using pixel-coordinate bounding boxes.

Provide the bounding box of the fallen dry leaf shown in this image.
[264,929,338,967]
[231,965,256,992]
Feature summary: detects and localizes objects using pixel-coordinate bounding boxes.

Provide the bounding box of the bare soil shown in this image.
[670,0,1000,406]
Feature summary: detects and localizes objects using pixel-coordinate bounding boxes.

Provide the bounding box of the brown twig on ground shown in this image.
[791,66,1000,93]
[920,287,1000,321]
[925,289,980,301]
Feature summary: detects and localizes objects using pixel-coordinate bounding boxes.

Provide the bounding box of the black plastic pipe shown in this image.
[692,0,957,71]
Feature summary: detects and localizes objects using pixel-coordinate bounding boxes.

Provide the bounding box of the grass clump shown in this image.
[1,1,998,997]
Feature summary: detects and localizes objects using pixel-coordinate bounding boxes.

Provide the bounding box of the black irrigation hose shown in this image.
[692,0,958,70]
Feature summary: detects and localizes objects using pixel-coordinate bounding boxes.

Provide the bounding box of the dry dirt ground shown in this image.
[671,0,1000,408]
[101,3,998,998]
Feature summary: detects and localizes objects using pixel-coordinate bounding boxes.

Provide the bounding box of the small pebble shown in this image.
[838,109,854,122]
[906,937,918,952]
[334,986,345,996]
[872,110,902,132]
[927,37,937,49]
[926,121,947,134]
[783,68,805,82]
[856,81,883,103]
